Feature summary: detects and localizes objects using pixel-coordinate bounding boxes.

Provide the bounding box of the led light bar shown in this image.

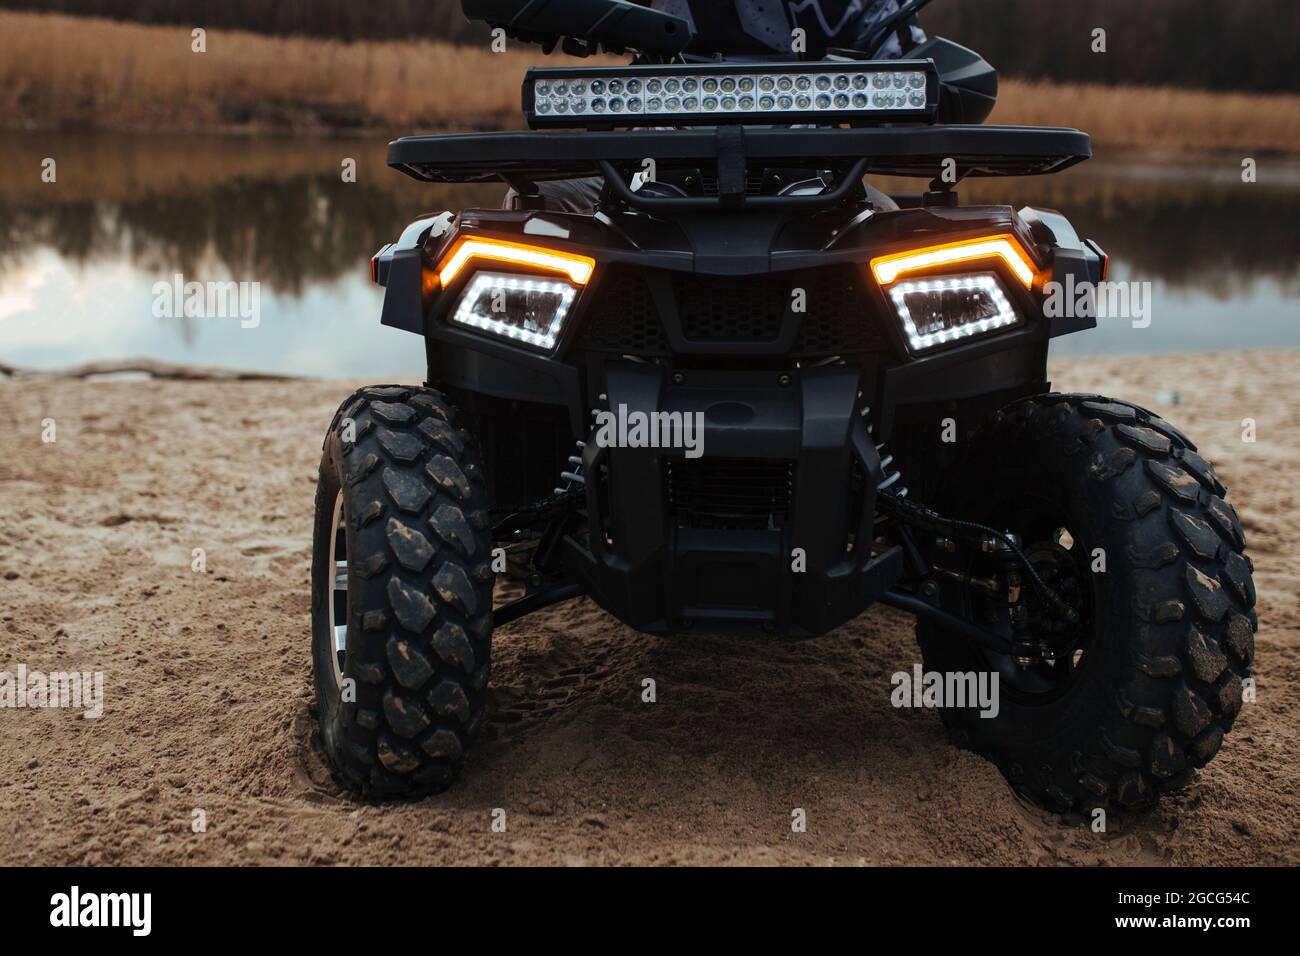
[524,61,938,128]
[887,273,1019,351]
[871,234,1040,289]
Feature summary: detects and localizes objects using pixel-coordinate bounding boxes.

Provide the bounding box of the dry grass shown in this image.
[0,11,578,132]
[994,78,1300,155]
[1,11,1298,153]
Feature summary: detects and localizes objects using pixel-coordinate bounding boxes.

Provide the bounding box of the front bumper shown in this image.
[560,361,903,638]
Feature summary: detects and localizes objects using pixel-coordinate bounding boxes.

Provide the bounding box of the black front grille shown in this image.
[673,273,789,342]
[792,270,883,354]
[666,457,794,530]
[578,265,882,355]
[579,266,667,353]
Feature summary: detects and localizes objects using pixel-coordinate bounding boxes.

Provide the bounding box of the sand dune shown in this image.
[0,350,1294,865]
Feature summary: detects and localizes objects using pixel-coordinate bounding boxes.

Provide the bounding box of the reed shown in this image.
[1,12,1297,154]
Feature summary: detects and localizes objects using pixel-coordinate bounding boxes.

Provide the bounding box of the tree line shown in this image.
[7,0,1294,92]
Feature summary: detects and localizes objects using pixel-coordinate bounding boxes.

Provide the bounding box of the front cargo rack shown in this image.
[387,125,1091,186]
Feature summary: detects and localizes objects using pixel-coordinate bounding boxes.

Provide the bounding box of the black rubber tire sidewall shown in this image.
[309,385,495,797]
[917,395,1256,812]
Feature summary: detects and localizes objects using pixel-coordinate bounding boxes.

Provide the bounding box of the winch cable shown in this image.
[877,489,1081,624]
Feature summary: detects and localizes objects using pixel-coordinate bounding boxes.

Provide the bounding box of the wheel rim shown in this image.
[326,491,348,688]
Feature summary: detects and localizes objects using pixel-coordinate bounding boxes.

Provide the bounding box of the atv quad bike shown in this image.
[311,0,1256,813]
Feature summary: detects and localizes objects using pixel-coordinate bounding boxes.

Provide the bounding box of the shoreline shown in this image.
[3,348,1297,386]
[8,119,1298,163]
[6,99,1297,162]
[4,126,1297,211]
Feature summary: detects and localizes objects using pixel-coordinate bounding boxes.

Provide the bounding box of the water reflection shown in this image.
[1,132,1296,374]
[0,132,498,294]
[960,163,1300,298]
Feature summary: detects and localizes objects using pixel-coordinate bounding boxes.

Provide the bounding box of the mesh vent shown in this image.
[666,457,794,531]
[578,265,881,355]
[673,273,789,342]
[578,267,667,353]
[792,270,882,354]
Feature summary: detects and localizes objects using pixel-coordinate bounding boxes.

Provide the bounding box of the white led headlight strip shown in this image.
[532,69,928,119]
[888,274,1018,351]
[450,272,577,351]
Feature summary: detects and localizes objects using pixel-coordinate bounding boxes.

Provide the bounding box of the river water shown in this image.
[2,132,1296,377]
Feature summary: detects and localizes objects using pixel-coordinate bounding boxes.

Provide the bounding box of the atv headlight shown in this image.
[450,271,577,350]
[886,273,1018,351]
[871,234,1039,289]
[434,236,595,351]
[870,234,1039,351]
[436,236,595,288]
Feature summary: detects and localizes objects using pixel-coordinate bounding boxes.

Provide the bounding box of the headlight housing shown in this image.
[450,271,577,350]
[435,237,595,352]
[887,273,1018,351]
[870,234,1040,352]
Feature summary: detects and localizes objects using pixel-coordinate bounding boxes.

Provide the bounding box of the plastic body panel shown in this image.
[368,160,1098,636]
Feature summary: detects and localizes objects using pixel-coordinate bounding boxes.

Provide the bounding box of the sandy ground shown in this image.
[0,350,1295,867]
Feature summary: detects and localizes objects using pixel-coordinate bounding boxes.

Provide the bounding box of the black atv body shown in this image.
[310,1,1254,812]
[375,124,1100,639]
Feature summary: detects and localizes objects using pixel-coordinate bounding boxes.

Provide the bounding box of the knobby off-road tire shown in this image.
[311,385,494,796]
[917,394,1257,814]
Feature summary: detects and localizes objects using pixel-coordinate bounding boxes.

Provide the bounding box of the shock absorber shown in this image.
[861,401,907,497]
[863,400,932,575]
[553,440,586,495]
[986,533,1040,667]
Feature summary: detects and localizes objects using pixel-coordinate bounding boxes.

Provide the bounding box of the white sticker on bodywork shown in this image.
[523,217,571,239]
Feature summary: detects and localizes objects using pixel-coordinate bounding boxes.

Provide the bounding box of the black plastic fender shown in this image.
[374,212,453,335]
